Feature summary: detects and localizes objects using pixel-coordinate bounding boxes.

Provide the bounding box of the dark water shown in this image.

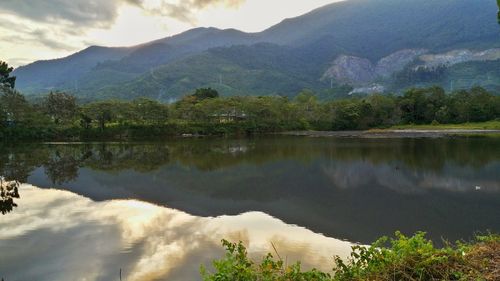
[1,137,499,280]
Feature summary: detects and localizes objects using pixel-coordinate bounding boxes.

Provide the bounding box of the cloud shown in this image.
[0,0,246,27]
[0,0,246,66]
[132,0,246,24]
[0,0,121,28]
[0,13,84,65]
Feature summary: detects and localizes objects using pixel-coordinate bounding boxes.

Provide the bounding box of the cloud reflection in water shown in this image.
[0,185,353,281]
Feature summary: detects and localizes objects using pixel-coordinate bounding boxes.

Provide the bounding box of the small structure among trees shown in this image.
[212,109,248,123]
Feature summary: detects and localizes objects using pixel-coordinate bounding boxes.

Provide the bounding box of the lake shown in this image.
[1,136,499,280]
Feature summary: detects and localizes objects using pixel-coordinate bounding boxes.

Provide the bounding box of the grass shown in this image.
[201,232,500,281]
[390,120,500,130]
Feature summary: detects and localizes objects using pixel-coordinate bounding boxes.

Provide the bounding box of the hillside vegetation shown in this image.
[12,0,500,101]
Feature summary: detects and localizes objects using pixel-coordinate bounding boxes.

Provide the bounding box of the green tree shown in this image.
[0,61,16,89]
[398,87,446,124]
[448,87,497,123]
[295,89,319,122]
[79,113,92,130]
[366,94,399,127]
[0,86,30,126]
[329,100,362,130]
[82,101,116,131]
[43,92,77,124]
[467,86,496,122]
[132,98,168,125]
[192,88,219,101]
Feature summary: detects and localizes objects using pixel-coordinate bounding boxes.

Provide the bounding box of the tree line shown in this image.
[1,62,499,140]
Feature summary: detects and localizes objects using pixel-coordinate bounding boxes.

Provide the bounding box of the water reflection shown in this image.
[1,137,500,182]
[0,185,352,281]
[321,161,500,193]
[0,137,499,244]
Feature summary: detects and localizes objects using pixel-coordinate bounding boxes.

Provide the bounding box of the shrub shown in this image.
[201,232,500,281]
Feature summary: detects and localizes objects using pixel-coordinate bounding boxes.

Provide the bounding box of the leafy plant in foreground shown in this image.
[201,232,500,281]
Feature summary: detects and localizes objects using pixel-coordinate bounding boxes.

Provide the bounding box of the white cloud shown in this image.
[0,0,245,27]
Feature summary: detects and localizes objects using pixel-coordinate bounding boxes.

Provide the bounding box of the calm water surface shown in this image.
[1,136,499,281]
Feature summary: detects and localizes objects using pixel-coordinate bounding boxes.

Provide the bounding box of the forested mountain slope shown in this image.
[13,0,500,100]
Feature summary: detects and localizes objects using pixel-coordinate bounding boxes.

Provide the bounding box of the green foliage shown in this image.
[498,0,500,24]
[202,233,500,281]
[131,98,169,125]
[81,101,116,131]
[43,91,77,124]
[192,88,220,101]
[398,86,499,124]
[0,86,49,129]
[0,61,16,89]
[332,232,461,281]
[1,86,499,141]
[201,240,332,281]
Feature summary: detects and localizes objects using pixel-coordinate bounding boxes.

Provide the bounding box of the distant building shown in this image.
[211,109,247,123]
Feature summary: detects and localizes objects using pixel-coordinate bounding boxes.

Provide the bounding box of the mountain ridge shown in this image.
[12,0,500,100]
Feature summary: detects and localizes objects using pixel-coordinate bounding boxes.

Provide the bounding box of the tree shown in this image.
[192,88,219,101]
[0,86,30,126]
[132,98,168,125]
[82,102,116,131]
[79,113,92,129]
[366,94,399,127]
[295,89,319,122]
[498,0,500,24]
[332,100,363,130]
[447,87,497,123]
[44,91,77,124]
[398,87,446,124]
[467,86,496,122]
[0,61,16,89]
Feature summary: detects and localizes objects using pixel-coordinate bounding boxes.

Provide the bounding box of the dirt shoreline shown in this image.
[281,129,500,138]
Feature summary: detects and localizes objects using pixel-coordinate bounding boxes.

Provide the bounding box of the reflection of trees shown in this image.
[0,138,499,185]
[84,143,171,172]
[166,137,500,172]
[44,148,93,185]
[0,177,20,215]
[0,143,50,182]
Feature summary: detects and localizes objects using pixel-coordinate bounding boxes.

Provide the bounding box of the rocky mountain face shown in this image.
[323,48,500,89]
[322,56,376,86]
[322,49,427,86]
[375,50,428,78]
[419,49,500,68]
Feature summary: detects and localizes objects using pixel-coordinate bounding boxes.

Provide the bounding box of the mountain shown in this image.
[260,0,499,59]
[13,27,258,95]
[13,0,500,101]
[12,46,135,93]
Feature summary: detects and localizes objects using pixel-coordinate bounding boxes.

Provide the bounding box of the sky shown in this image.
[0,0,342,67]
